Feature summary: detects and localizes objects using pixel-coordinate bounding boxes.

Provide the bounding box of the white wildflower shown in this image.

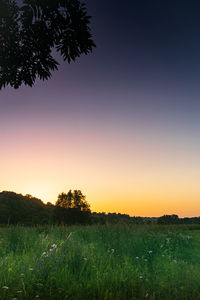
[51,244,57,249]
[148,250,153,254]
[2,286,9,289]
[136,256,139,259]
[111,249,115,253]
[83,257,88,261]
[29,268,33,271]
[139,276,143,279]
[173,260,177,264]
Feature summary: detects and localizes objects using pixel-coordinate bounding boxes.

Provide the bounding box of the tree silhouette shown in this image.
[0,0,95,89]
[56,189,90,212]
[157,214,179,225]
[73,189,90,211]
[56,190,73,209]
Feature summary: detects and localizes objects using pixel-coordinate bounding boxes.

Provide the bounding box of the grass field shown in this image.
[0,225,200,300]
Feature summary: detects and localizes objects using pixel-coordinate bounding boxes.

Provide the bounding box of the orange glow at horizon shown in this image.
[1,116,200,218]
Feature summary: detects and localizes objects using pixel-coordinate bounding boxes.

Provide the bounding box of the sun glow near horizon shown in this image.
[1,111,200,218]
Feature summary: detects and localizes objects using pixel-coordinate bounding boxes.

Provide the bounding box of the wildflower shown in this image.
[111,249,115,253]
[20,273,24,277]
[136,256,139,259]
[83,257,88,261]
[29,268,33,271]
[35,295,39,298]
[49,249,53,252]
[162,255,165,257]
[148,250,153,254]
[51,244,57,249]
[173,260,177,264]
[144,259,147,261]
[2,286,9,289]
[139,276,143,279]
[41,252,47,257]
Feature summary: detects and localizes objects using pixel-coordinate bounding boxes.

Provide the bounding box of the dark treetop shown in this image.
[0,0,95,89]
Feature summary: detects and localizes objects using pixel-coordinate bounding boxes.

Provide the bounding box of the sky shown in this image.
[1,0,200,217]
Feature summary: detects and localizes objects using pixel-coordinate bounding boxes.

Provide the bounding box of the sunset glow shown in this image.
[1,0,200,217]
[1,94,199,217]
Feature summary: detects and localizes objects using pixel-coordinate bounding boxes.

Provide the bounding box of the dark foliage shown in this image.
[54,206,91,224]
[0,0,95,89]
[55,189,91,224]
[157,214,180,225]
[56,189,90,211]
[0,190,92,225]
[0,191,50,224]
[91,212,157,225]
[0,191,200,226]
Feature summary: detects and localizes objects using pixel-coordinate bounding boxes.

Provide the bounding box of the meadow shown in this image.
[0,225,200,300]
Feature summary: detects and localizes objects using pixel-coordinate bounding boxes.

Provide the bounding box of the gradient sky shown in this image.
[1,0,200,217]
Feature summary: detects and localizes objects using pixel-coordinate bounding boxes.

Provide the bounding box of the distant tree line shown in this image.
[157,214,200,225]
[0,191,200,226]
[0,190,91,225]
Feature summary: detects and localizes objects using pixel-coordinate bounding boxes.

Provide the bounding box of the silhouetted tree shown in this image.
[73,189,90,212]
[3,190,199,226]
[55,189,91,224]
[56,190,73,208]
[56,189,90,212]
[0,0,95,89]
[157,214,179,225]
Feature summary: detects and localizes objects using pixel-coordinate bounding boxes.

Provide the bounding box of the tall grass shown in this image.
[0,225,200,299]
